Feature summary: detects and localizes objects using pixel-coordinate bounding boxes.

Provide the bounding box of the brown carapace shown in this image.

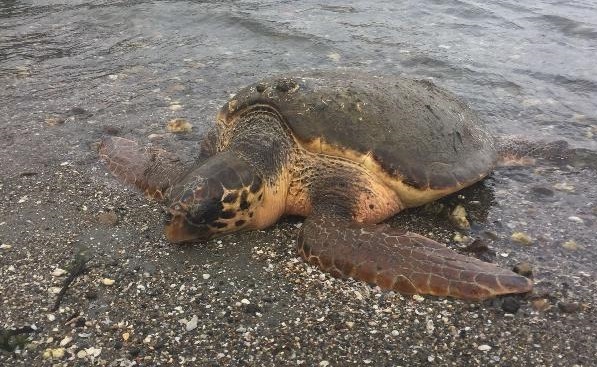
[100,70,534,301]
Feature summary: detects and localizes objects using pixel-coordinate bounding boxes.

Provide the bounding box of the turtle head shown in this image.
[163,152,265,243]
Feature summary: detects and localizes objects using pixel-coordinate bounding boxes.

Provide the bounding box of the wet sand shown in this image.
[1,1,596,366]
[1,101,596,366]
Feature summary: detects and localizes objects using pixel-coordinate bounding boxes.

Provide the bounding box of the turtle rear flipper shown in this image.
[297,216,532,300]
[99,137,187,200]
[497,137,597,169]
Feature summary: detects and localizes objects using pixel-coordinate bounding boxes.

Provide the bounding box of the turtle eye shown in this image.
[167,203,187,218]
[163,211,173,225]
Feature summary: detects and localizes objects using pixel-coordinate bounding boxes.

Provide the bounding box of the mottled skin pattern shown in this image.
[298,219,529,299]
[100,137,185,200]
[100,70,533,300]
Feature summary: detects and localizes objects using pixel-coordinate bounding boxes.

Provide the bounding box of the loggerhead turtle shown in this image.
[100,70,534,300]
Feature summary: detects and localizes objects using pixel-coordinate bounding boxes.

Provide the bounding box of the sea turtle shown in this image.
[100,70,534,300]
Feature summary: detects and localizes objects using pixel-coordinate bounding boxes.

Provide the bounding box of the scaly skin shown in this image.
[99,137,185,200]
[99,71,537,301]
[298,217,532,300]
[100,132,534,301]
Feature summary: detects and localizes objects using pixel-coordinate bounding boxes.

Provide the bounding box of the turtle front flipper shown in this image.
[99,137,187,200]
[297,216,532,300]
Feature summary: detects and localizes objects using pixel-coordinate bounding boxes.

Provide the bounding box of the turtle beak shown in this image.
[164,213,212,243]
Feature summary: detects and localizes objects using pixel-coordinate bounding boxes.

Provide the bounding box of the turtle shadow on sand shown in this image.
[97,70,593,301]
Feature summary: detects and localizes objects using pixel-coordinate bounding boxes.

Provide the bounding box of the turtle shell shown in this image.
[218,70,497,190]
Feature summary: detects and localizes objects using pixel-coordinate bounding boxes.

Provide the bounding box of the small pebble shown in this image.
[561,240,579,251]
[186,315,199,331]
[97,212,118,226]
[101,278,115,286]
[501,296,521,313]
[244,304,261,315]
[86,347,101,358]
[241,298,250,305]
[453,232,471,243]
[202,273,211,280]
[148,133,163,140]
[481,230,499,240]
[45,117,66,126]
[327,52,341,62]
[462,238,494,262]
[166,118,192,133]
[15,65,31,77]
[227,99,238,111]
[319,361,330,367]
[426,320,435,333]
[511,232,533,245]
[513,262,533,277]
[51,268,67,277]
[558,302,580,314]
[412,294,425,302]
[567,216,584,224]
[553,182,574,192]
[450,205,470,230]
[42,348,65,359]
[478,344,492,351]
[59,336,72,347]
[531,298,551,312]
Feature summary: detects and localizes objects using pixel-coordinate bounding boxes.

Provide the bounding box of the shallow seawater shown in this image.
[2,0,595,249]
[0,1,596,364]
[1,0,596,146]
[1,0,596,290]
